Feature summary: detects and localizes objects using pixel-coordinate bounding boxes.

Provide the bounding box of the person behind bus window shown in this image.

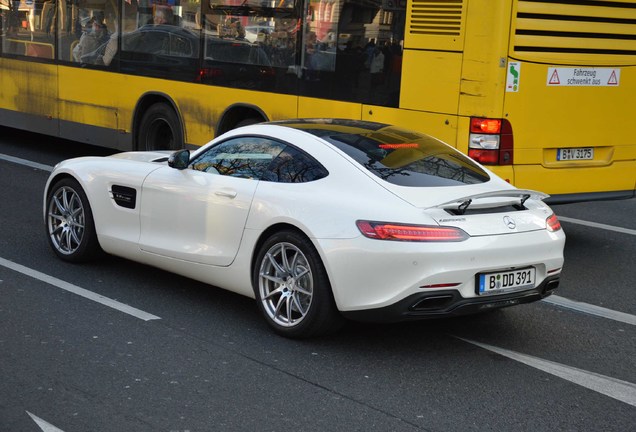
[236,24,246,40]
[42,0,57,37]
[154,6,174,25]
[73,17,109,63]
[218,17,244,39]
[99,8,119,66]
[370,45,384,86]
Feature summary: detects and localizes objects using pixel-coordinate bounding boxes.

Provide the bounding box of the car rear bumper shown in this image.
[341,275,560,323]
[316,229,565,312]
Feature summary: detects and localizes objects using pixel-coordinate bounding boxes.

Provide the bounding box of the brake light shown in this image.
[546,214,562,232]
[468,117,513,165]
[356,221,469,242]
[379,143,419,149]
[197,67,224,82]
[471,118,501,134]
[467,149,499,164]
[421,283,461,288]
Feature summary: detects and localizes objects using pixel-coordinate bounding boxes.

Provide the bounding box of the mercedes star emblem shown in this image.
[503,216,516,230]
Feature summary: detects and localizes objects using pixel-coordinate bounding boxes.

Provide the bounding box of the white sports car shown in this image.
[44,119,565,338]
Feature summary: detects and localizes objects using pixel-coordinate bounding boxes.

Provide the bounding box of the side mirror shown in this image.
[168,149,190,170]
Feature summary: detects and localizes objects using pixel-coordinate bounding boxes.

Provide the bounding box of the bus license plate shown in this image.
[557,147,594,161]
[478,268,536,295]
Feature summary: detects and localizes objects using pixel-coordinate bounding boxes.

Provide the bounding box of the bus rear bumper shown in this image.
[545,189,635,204]
[513,160,636,204]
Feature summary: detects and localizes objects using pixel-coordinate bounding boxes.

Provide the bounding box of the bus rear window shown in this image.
[325,130,490,187]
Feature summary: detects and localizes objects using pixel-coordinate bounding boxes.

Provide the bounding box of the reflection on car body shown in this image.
[201,36,275,89]
[81,24,275,89]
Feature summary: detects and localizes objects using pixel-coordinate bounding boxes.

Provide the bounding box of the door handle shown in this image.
[215,189,237,198]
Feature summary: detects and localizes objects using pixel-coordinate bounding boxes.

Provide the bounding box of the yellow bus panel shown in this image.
[400,50,462,115]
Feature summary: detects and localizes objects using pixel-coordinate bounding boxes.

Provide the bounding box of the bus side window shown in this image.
[1,0,56,59]
[298,0,404,108]
[55,0,78,61]
[201,11,297,92]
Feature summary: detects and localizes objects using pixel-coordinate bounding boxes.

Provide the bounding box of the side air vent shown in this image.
[410,0,463,36]
[406,0,465,50]
[111,185,137,209]
[513,0,636,64]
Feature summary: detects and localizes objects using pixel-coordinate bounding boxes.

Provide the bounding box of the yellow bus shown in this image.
[1,0,635,203]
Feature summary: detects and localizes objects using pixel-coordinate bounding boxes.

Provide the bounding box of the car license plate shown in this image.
[557,147,594,161]
[478,268,536,295]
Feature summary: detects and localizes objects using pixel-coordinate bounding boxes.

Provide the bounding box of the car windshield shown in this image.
[290,122,490,187]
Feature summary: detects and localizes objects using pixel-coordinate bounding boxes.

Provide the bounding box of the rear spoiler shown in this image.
[427,189,550,213]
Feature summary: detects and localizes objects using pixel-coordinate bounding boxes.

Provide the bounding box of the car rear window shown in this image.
[322,128,490,187]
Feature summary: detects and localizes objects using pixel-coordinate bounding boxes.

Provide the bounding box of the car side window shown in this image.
[262,146,329,183]
[190,136,285,180]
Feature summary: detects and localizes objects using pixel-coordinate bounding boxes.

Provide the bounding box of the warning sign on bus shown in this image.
[546,67,620,87]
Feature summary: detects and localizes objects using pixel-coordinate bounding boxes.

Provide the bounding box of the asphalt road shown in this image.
[1,127,634,431]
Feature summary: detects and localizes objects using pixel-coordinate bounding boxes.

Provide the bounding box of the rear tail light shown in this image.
[546,213,562,232]
[421,283,461,288]
[468,118,513,165]
[197,67,224,82]
[356,221,469,242]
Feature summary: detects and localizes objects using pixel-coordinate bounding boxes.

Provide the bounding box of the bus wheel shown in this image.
[138,103,183,151]
[236,117,261,128]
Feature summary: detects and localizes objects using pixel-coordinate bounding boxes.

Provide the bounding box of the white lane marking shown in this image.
[558,216,636,236]
[543,295,636,326]
[459,338,636,408]
[26,411,66,432]
[0,257,160,321]
[0,153,53,172]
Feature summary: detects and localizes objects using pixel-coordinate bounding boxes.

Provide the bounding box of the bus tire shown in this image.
[236,117,261,128]
[138,103,183,151]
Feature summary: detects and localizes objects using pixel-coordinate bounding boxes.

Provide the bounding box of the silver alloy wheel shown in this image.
[258,242,314,327]
[47,186,86,255]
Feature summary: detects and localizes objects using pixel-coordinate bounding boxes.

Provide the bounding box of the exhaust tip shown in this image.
[411,295,454,311]
[544,279,560,293]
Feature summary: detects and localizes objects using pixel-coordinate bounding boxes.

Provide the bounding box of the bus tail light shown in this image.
[197,68,224,82]
[356,221,469,242]
[468,118,514,165]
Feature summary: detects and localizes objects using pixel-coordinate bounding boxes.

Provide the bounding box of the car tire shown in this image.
[45,178,101,262]
[138,103,183,151]
[253,230,344,338]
